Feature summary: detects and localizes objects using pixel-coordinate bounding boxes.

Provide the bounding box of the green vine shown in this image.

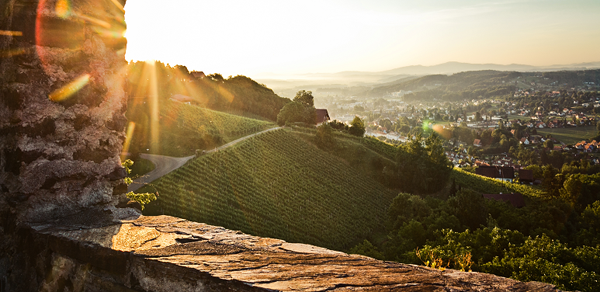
[122,159,157,210]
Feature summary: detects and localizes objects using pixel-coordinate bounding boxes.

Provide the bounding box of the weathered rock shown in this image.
[0,215,563,291]
[0,0,129,224]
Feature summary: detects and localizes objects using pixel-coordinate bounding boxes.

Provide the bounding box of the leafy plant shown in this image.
[122,159,157,210]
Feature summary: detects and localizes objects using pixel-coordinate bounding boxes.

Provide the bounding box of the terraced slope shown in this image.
[142,129,397,250]
[452,168,543,198]
[161,101,274,138]
[127,100,275,156]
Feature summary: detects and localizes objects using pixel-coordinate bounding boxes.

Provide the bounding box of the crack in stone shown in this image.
[320,282,424,291]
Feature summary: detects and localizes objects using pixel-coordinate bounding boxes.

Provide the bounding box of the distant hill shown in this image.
[142,129,397,250]
[361,69,600,100]
[127,61,290,121]
[361,70,518,99]
[255,61,600,97]
[380,62,538,76]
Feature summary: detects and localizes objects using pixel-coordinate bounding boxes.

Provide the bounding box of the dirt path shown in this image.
[128,127,281,192]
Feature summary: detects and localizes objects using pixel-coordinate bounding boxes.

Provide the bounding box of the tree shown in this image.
[293,90,314,107]
[395,133,452,194]
[277,90,317,125]
[207,73,224,82]
[348,116,366,136]
[560,174,583,205]
[544,139,554,150]
[316,123,334,148]
[277,101,314,125]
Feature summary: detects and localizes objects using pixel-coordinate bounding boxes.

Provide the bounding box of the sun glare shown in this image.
[48,74,90,102]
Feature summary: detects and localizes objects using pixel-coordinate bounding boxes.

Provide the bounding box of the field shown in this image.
[142,129,397,250]
[127,100,276,156]
[161,101,275,140]
[537,126,596,145]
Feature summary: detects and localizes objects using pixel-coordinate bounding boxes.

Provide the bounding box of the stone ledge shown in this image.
[25,214,562,292]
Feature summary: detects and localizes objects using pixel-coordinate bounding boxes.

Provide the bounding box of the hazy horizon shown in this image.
[124,0,600,77]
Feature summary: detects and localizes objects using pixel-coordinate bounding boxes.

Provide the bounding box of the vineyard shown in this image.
[161,101,275,139]
[127,100,275,156]
[142,129,397,250]
[452,168,544,198]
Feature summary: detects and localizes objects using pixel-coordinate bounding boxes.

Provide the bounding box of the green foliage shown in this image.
[394,134,452,194]
[276,101,315,126]
[352,167,600,291]
[452,168,544,197]
[126,192,157,211]
[142,129,396,250]
[349,240,384,260]
[482,235,600,292]
[348,116,366,137]
[293,90,315,107]
[277,90,317,126]
[121,159,157,210]
[348,117,365,137]
[447,189,488,230]
[315,123,335,148]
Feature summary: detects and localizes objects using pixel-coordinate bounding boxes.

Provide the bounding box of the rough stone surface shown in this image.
[0,215,563,291]
[0,0,129,224]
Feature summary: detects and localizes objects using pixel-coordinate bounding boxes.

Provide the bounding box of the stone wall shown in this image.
[6,215,563,292]
[0,0,129,224]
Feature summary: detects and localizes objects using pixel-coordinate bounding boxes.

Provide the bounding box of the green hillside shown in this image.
[142,129,397,250]
[452,168,543,198]
[126,61,290,121]
[127,100,275,156]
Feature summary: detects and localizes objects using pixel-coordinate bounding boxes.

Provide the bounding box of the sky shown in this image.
[124,0,600,78]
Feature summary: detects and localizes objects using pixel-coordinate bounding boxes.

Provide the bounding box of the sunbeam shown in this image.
[148,61,161,153]
[121,121,136,162]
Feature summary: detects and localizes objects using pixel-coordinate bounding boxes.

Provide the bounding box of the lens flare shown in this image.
[432,124,452,139]
[121,122,136,162]
[91,27,123,39]
[0,48,25,58]
[55,0,71,19]
[0,30,23,36]
[77,14,111,29]
[48,74,90,102]
[422,120,431,132]
[109,0,125,12]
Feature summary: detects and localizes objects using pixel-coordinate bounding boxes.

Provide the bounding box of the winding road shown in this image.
[127,127,282,192]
